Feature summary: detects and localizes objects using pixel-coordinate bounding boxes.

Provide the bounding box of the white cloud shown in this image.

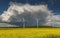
[47,15,60,27]
[0,23,18,27]
[0,2,60,27]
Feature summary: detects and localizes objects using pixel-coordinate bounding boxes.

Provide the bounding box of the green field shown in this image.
[0,28,60,38]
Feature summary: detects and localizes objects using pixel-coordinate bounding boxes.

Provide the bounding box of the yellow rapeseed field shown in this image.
[0,28,60,38]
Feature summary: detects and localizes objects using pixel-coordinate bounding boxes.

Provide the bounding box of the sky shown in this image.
[0,0,60,14]
[0,0,60,27]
